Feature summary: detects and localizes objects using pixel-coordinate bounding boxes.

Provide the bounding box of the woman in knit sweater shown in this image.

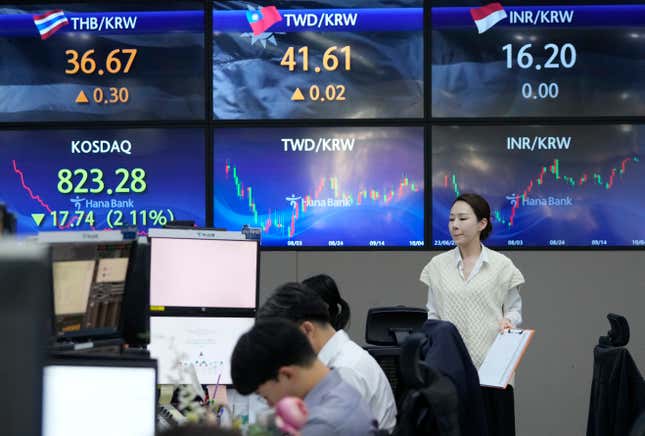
[419,192,525,436]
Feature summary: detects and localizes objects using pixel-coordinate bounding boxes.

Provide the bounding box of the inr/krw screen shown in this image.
[214,126,425,248]
[432,3,645,117]
[432,124,644,248]
[213,0,423,119]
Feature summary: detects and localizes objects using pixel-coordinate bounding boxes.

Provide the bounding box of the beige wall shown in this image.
[260,250,645,436]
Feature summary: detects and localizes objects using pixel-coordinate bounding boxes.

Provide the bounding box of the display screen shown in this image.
[0,2,204,122]
[432,125,645,248]
[214,126,425,248]
[213,0,423,119]
[51,241,133,337]
[149,316,254,385]
[43,363,156,436]
[150,237,258,309]
[0,128,205,234]
[432,3,645,117]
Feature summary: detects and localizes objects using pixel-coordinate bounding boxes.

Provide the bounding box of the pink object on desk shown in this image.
[275,397,308,436]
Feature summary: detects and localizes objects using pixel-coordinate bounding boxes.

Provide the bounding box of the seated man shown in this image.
[257,282,397,432]
[231,318,377,436]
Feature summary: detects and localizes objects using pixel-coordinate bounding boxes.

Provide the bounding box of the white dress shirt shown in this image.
[318,330,397,432]
[425,245,523,327]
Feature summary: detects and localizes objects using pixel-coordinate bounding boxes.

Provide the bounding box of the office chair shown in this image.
[587,313,645,436]
[364,306,427,406]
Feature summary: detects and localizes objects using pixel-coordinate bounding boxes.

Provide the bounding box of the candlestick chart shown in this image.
[431,125,645,247]
[214,126,425,247]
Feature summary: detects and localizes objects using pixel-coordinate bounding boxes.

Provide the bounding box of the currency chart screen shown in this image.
[432,3,645,117]
[213,0,423,119]
[0,128,205,235]
[214,126,425,248]
[0,2,204,122]
[432,125,645,248]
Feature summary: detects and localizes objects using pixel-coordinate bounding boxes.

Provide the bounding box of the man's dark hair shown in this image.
[230,318,317,395]
[257,282,331,325]
[302,274,351,331]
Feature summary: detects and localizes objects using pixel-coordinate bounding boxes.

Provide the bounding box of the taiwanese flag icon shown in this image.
[470,2,507,34]
[246,6,282,36]
[33,9,69,40]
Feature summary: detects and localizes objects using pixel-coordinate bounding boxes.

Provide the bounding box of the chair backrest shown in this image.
[365,306,427,346]
[588,314,645,436]
[365,345,406,407]
[598,313,630,347]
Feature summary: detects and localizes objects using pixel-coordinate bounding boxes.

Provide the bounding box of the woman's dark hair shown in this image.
[453,193,493,241]
[257,282,330,325]
[302,274,351,331]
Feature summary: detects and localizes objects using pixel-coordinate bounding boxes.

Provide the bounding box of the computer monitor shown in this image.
[148,316,254,385]
[149,229,259,311]
[0,240,51,436]
[42,357,157,436]
[39,231,136,340]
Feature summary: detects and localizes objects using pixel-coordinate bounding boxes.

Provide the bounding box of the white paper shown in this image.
[478,329,534,388]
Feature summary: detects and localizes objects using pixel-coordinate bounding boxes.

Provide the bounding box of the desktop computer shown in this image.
[147,228,259,385]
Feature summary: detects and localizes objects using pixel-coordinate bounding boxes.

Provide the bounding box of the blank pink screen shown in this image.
[150,238,257,308]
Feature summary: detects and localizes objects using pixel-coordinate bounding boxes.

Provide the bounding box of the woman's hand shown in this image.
[499,318,514,331]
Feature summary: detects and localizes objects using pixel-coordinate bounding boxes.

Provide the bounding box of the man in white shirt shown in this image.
[257,282,397,432]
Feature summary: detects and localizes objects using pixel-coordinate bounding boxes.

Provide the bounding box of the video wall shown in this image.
[1,0,644,249]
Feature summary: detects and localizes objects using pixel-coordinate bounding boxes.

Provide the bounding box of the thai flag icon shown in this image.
[33,9,69,40]
[246,6,282,36]
[470,3,507,34]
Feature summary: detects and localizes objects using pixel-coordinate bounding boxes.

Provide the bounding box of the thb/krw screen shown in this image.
[0,2,204,122]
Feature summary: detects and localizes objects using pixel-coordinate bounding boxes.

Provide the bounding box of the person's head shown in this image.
[450,193,492,246]
[230,318,320,406]
[302,274,351,331]
[257,282,334,352]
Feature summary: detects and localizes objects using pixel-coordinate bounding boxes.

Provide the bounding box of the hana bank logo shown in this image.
[506,194,520,206]
[470,2,507,34]
[246,6,282,35]
[285,194,301,209]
